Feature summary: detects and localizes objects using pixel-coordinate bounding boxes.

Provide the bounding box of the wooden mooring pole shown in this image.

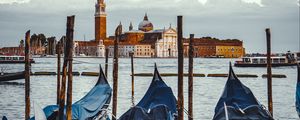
[112,23,122,120]
[58,41,69,120]
[56,42,61,105]
[66,15,75,120]
[177,15,184,120]
[105,48,109,77]
[58,16,75,120]
[24,30,31,120]
[188,34,194,120]
[266,28,273,116]
[130,52,135,106]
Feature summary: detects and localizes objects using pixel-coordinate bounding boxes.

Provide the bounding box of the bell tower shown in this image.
[95,0,107,42]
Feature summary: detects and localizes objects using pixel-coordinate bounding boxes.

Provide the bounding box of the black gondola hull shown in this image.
[0,60,35,64]
[0,72,25,82]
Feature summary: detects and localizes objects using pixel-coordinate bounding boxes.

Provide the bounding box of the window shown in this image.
[6,57,12,60]
[243,58,251,63]
[280,58,285,63]
[259,59,266,64]
[253,59,258,64]
[273,58,279,63]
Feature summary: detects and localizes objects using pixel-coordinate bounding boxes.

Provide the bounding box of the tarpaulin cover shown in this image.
[119,65,177,120]
[296,64,300,118]
[32,66,112,120]
[213,63,273,120]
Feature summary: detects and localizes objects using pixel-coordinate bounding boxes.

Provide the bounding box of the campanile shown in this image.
[95,0,107,41]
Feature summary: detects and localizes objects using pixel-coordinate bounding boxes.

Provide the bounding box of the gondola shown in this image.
[0,71,25,82]
[295,64,300,118]
[213,63,274,120]
[31,65,112,120]
[119,64,177,120]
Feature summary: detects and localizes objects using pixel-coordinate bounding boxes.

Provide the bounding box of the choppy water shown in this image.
[0,58,298,120]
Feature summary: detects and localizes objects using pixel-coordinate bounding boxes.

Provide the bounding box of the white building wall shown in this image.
[96,40,105,57]
[155,29,177,57]
[108,44,152,58]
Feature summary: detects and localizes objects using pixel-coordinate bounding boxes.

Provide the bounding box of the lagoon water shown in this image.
[0,58,298,119]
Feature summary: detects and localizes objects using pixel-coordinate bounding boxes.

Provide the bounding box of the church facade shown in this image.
[72,0,244,58]
[74,0,178,58]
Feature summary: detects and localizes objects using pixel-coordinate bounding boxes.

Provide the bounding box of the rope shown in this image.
[72,59,112,65]
[93,107,118,120]
[183,107,193,119]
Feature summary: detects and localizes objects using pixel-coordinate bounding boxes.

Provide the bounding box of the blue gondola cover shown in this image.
[213,63,273,120]
[296,64,300,118]
[119,65,177,120]
[32,66,112,120]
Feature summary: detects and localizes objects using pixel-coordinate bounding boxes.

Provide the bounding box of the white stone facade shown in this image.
[155,28,177,57]
[108,44,153,57]
[96,40,105,57]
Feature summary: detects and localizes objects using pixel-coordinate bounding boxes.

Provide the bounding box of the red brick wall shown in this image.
[95,16,106,41]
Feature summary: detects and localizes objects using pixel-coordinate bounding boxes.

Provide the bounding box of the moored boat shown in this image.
[234,56,298,67]
[119,64,177,120]
[0,71,25,82]
[296,64,300,118]
[213,63,273,120]
[31,65,112,120]
[0,56,35,64]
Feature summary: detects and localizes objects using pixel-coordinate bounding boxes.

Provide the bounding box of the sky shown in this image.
[0,0,299,53]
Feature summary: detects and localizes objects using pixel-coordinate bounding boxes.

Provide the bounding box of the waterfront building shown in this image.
[72,0,113,57]
[0,47,24,55]
[183,37,245,58]
[107,44,153,57]
[120,15,178,58]
[216,45,244,58]
[74,40,107,57]
[0,0,245,58]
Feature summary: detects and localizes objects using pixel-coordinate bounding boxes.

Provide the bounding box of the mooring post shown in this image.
[66,15,75,120]
[58,16,72,120]
[188,34,194,120]
[105,48,109,77]
[56,42,61,105]
[24,30,31,120]
[266,28,273,116]
[112,23,122,120]
[58,44,68,119]
[130,51,135,106]
[177,15,184,120]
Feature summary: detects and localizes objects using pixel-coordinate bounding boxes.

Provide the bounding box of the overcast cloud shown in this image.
[0,0,299,53]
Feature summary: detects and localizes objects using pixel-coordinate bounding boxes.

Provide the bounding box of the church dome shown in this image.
[138,14,153,32]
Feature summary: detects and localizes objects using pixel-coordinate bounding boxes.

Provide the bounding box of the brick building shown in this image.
[183,37,245,58]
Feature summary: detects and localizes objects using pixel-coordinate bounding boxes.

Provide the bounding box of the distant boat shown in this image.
[213,63,274,120]
[235,51,300,67]
[296,64,300,118]
[31,65,112,120]
[0,56,35,64]
[0,71,25,82]
[119,64,177,120]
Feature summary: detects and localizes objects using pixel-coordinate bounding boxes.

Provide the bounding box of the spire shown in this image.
[129,22,133,31]
[143,13,148,21]
[169,23,172,29]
